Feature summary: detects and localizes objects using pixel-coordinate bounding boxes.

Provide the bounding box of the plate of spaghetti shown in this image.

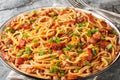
[0,7,120,80]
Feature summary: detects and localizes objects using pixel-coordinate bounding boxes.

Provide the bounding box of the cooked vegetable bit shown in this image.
[55,62,60,67]
[60,72,65,77]
[48,49,52,54]
[53,16,57,20]
[32,39,37,43]
[39,50,44,56]
[29,19,35,23]
[105,58,110,64]
[92,48,97,56]
[101,36,106,40]
[78,22,88,27]
[74,67,80,72]
[5,27,15,33]
[107,44,113,51]
[25,46,32,54]
[63,44,74,52]
[48,37,61,44]
[65,55,70,59]
[23,33,29,38]
[88,28,99,37]
[77,42,84,47]
[85,61,92,66]
[51,55,57,59]
[77,49,82,54]
[49,66,58,73]
[109,30,117,34]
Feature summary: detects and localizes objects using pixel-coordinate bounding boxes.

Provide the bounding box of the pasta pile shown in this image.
[0,8,120,80]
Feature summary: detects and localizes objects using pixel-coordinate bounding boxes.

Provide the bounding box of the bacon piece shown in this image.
[82,42,89,49]
[106,26,113,31]
[1,53,10,60]
[99,40,109,49]
[87,48,93,61]
[89,33,100,44]
[101,21,107,27]
[67,74,78,80]
[76,16,85,23]
[55,50,64,56]
[17,39,26,49]
[22,24,30,29]
[46,43,65,50]
[108,34,114,38]
[99,28,106,33]
[60,11,68,15]
[87,13,94,22]
[15,58,25,66]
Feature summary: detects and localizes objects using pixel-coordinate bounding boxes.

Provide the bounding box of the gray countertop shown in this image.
[0,0,120,80]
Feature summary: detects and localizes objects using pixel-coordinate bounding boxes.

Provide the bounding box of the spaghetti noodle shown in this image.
[0,8,120,80]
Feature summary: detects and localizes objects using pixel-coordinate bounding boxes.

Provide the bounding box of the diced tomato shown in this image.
[87,48,93,61]
[17,39,26,49]
[22,24,30,29]
[1,53,10,60]
[67,74,78,80]
[15,58,25,66]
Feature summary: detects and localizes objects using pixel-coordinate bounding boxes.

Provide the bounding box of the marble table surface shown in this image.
[0,0,120,80]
